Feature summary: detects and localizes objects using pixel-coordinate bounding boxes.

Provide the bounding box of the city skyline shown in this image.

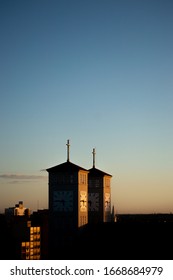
[0,0,173,214]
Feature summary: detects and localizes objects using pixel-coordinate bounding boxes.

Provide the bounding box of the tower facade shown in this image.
[46,140,89,255]
[88,148,112,223]
[47,141,113,257]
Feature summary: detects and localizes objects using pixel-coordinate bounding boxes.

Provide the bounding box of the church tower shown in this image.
[88,148,112,223]
[46,140,88,255]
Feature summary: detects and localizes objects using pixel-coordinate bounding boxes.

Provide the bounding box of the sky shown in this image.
[0,0,173,214]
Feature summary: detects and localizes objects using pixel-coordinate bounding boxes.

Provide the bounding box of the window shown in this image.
[80,173,86,185]
[27,221,31,227]
[105,178,110,187]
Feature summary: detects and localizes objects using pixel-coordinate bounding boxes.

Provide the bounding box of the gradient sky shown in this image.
[0,0,173,214]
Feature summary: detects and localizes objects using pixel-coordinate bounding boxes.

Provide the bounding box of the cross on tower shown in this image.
[66,139,70,162]
[92,148,96,168]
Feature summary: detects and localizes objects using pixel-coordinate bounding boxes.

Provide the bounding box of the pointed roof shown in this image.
[46,161,88,173]
[88,167,112,177]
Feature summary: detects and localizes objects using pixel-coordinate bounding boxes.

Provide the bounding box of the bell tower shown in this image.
[88,148,112,223]
[47,140,88,256]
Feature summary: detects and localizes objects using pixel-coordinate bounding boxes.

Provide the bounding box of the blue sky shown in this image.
[0,0,173,213]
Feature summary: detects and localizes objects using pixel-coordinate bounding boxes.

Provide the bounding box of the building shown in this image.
[14,201,27,216]
[20,222,41,260]
[4,201,41,260]
[46,140,113,258]
[88,148,112,223]
[46,140,89,255]
[31,209,49,259]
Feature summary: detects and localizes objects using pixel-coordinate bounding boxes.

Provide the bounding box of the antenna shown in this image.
[92,148,96,168]
[66,139,70,162]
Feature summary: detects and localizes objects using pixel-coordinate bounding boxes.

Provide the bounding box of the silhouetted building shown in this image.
[46,140,114,259]
[31,209,49,259]
[46,140,89,256]
[88,148,112,223]
[4,201,41,260]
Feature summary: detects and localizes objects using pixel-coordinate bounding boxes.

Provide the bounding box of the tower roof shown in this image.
[88,167,112,177]
[46,160,88,173]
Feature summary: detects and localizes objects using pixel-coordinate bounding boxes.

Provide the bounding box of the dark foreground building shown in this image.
[1,212,173,260]
[48,217,173,260]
